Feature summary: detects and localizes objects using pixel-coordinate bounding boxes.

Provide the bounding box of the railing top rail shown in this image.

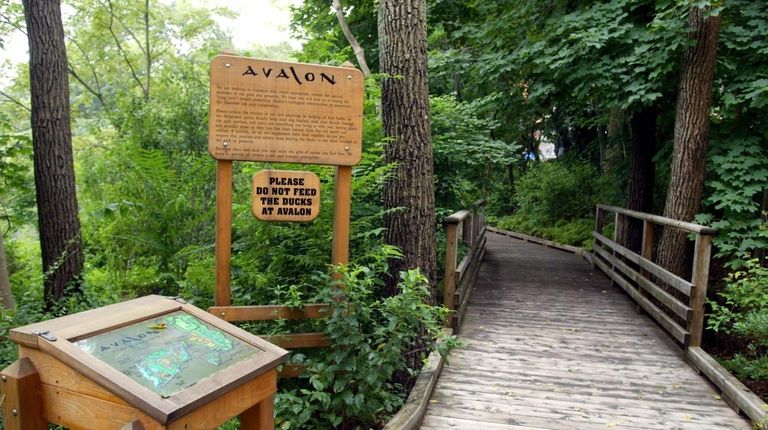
[445,200,487,224]
[596,204,716,235]
[470,198,487,209]
[445,209,471,224]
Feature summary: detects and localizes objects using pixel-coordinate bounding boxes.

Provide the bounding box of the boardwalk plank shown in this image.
[420,232,752,430]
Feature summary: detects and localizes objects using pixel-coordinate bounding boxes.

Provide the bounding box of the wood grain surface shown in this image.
[420,232,751,430]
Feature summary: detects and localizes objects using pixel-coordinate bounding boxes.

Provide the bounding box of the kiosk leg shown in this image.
[240,394,274,430]
[1,358,47,430]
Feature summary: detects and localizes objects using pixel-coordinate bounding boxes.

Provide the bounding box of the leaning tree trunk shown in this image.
[657,6,721,277]
[378,0,437,300]
[23,0,85,307]
[624,104,657,253]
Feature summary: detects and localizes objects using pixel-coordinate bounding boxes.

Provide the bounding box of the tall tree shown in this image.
[657,5,722,276]
[23,0,84,306]
[624,104,658,252]
[378,0,437,298]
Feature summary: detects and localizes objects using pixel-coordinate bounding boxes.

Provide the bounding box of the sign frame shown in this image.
[212,59,362,308]
[8,295,288,425]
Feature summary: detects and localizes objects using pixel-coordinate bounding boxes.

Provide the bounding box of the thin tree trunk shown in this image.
[23,0,85,307]
[657,6,721,277]
[0,233,15,310]
[333,0,371,77]
[378,0,437,299]
[624,104,657,253]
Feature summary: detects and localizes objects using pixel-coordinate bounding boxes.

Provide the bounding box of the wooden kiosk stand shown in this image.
[0,295,288,429]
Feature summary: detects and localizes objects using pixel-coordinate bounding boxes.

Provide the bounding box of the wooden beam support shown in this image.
[215,160,234,306]
[209,304,332,322]
[443,221,459,329]
[240,394,274,430]
[0,358,47,430]
[688,233,713,348]
[332,166,352,277]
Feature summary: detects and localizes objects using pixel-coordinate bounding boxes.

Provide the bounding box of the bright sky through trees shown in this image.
[1,0,303,67]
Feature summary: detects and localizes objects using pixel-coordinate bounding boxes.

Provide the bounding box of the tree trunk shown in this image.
[0,233,15,310]
[23,0,85,307]
[657,6,721,277]
[378,0,437,299]
[623,104,657,253]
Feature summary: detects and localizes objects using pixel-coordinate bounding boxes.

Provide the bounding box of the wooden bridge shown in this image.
[393,204,767,430]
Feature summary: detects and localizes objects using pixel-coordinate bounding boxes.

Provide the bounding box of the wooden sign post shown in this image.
[208,55,364,308]
[0,295,288,430]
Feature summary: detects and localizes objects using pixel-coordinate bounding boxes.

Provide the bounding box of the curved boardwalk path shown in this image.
[420,232,751,430]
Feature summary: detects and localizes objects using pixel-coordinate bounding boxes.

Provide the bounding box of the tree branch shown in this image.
[106,0,147,97]
[332,0,371,76]
[0,89,30,112]
[144,0,150,100]
[66,36,108,110]
[0,12,26,35]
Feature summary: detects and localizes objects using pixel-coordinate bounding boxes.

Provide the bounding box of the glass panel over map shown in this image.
[75,311,261,397]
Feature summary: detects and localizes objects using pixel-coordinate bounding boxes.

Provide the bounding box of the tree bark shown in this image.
[657,6,721,277]
[624,104,657,253]
[378,0,437,299]
[333,0,371,77]
[23,0,85,306]
[0,232,15,310]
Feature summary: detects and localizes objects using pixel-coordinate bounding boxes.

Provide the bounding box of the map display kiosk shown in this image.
[0,295,288,430]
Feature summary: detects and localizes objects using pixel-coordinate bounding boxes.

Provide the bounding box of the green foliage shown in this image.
[431,93,519,209]
[707,259,768,381]
[0,113,34,228]
[290,0,378,69]
[493,215,594,249]
[80,141,216,297]
[695,136,768,268]
[514,159,603,223]
[275,267,457,429]
[722,353,768,382]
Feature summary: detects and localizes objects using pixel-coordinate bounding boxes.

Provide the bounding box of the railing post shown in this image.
[444,221,459,329]
[463,213,473,245]
[688,233,713,348]
[595,206,605,235]
[641,220,655,268]
[635,220,656,314]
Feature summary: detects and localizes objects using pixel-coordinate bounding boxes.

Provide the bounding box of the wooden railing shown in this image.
[209,304,331,377]
[443,199,487,331]
[591,204,715,348]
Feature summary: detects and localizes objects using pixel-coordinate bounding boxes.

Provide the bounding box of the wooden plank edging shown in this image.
[383,329,450,430]
[686,347,768,429]
[487,227,584,255]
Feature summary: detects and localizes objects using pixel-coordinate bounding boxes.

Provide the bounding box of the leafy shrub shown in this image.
[514,158,602,223]
[493,214,594,248]
[431,93,519,210]
[695,136,768,269]
[275,267,457,429]
[708,259,768,380]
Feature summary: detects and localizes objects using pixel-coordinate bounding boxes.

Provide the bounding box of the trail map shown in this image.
[75,311,259,397]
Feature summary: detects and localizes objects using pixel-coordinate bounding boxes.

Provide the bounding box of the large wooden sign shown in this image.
[209,55,364,166]
[252,170,320,222]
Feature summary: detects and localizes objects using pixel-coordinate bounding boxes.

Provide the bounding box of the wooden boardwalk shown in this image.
[421,232,752,430]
